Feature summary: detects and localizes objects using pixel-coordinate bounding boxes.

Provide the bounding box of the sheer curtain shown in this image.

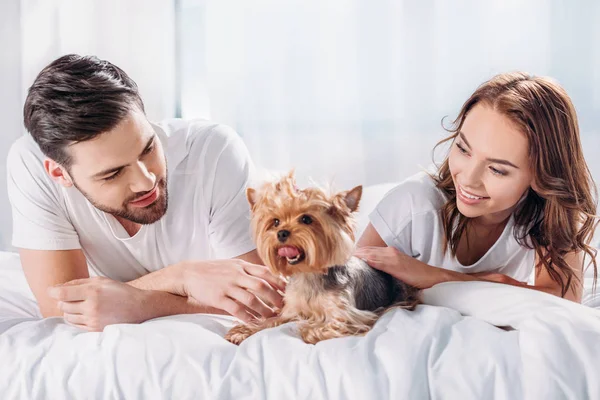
[20,0,177,121]
[2,1,600,250]
[0,0,177,249]
[179,0,600,193]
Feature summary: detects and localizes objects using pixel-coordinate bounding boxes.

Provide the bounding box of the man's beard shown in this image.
[75,178,169,225]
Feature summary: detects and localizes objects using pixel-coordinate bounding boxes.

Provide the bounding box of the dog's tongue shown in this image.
[278,246,300,258]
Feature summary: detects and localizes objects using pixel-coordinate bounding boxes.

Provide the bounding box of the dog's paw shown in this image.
[224,325,254,345]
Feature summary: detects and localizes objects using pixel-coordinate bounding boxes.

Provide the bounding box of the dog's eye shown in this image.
[300,215,313,225]
[273,219,280,228]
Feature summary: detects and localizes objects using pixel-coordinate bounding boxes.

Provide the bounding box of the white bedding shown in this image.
[0,251,599,399]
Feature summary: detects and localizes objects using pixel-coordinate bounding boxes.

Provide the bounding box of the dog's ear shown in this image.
[246,187,258,209]
[343,185,362,212]
[329,185,362,218]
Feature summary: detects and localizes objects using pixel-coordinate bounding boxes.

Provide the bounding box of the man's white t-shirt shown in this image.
[368,171,536,283]
[7,119,257,281]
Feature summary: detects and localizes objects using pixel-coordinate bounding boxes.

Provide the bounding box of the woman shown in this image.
[356,72,598,302]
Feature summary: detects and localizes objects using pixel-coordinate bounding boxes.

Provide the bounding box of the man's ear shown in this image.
[44,159,74,188]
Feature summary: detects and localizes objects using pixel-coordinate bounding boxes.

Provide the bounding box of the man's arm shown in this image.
[20,248,216,320]
[48,275,223,331]
[235,249,265,265]
[126,249,266,293]
[19,248,89,317]
[41,248,284,331]
[126,249,285,317]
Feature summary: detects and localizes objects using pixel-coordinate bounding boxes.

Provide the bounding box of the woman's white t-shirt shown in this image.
[368,171,535,283]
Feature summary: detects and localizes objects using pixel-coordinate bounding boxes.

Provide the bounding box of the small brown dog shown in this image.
[225,171,418,345]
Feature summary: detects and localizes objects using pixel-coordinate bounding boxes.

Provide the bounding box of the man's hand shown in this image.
[176,259,286,323]
[48,277,152,331]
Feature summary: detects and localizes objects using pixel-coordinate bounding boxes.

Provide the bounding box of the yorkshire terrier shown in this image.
[224,171,419,345]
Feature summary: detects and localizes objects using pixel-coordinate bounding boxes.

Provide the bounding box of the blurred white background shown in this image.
[1,0,599,250]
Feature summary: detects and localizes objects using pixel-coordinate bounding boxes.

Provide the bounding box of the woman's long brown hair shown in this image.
[432,72,598,297]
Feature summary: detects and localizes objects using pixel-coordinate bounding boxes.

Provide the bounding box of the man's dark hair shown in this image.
[23,54,145,168]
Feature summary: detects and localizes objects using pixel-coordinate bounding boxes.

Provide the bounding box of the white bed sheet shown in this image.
[0,251,599,399]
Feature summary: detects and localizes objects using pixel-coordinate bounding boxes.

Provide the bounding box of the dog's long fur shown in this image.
[225,171,418,345]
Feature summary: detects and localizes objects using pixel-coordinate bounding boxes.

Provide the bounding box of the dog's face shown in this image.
[247,171,362,277]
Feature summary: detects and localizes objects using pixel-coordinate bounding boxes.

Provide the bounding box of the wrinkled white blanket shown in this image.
[0,251,598,399]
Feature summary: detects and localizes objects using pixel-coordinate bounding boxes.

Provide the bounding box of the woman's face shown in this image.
[448,103,534,224]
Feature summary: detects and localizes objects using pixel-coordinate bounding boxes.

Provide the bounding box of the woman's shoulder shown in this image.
[377,169,448,216]
[366,168,448,253]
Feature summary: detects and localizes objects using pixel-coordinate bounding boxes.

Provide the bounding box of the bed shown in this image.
[1,183,599,399]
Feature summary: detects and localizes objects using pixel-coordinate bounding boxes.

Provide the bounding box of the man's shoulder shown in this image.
[156,118,244,167]
[156,118,239,149]
[6,134,68,216]
[7,134,47,176]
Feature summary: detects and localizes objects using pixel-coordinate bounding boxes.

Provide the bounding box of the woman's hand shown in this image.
[354,246,448,289]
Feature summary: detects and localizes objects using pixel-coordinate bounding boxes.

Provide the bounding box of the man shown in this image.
[7,54,285,331]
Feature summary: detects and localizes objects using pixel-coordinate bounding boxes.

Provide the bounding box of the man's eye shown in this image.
[142,144,155,156]
[104,170,123,181]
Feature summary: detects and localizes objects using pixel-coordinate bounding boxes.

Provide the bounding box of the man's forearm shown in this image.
[126,263,228,318]
[139,289,226,321]
[127,263,185,294]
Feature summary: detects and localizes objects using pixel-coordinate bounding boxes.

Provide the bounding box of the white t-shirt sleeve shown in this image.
[6,139,80,250]
[368,187,414,255]
[368,174,441,256]
[204,126,256,259]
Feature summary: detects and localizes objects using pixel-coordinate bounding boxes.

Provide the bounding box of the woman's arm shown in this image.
[527,251,583,302]
[356,224,483,288]
[471,255,583,302]
[356,223,580,302]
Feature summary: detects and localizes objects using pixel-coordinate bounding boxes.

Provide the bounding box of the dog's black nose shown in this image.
[277,230,290,242]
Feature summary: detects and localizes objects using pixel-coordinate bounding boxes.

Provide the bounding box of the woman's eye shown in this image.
[490,167,507,176]
[456,142,468,155]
